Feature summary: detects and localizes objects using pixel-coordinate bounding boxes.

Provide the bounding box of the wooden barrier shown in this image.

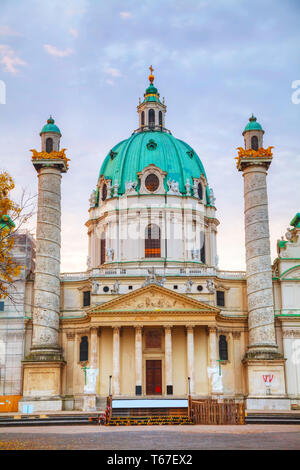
[0,395,22,413]
[189,399,245,425]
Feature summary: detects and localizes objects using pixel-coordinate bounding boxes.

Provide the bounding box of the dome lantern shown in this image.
[137,66,167,132]
[40,116,61,153]
[242,114,264,150]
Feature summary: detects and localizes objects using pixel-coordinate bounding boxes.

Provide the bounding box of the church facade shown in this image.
[2,70,300,413]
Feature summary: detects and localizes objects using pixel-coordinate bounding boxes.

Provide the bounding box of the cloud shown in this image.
[120,11,132,19]
[104,67,122,78]
[44,44,73,57]
[69,28,78,38]
[0,25,22,36]
[0,45,26,74]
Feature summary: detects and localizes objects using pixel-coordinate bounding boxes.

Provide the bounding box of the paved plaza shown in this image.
[0,424,299,450]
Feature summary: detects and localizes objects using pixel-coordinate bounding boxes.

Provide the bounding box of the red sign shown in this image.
[263,374,274,384]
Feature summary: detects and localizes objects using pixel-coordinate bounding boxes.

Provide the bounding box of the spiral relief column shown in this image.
[31,166,63,358]
[20,118,69,412]
[236,116,287,410]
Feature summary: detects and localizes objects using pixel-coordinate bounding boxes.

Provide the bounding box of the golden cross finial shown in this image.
[149,65,154,74]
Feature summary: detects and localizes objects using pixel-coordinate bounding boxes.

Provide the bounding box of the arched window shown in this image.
[251,135,258,150]
[80,336,88,362]
[148,109,155,128]
[102,183,107,201]
[141,111,145,126]
[100,232,106,265]
[159,110,163,126]
[46,137,53,153]
[145,224,161,258]
[197,183,203,200]
[219,335,228,361]
[200,231,205,263]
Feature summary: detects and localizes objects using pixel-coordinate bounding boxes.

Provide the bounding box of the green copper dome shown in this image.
[40,116,61,136]
[243,114,263,134]
[99,131,210,201]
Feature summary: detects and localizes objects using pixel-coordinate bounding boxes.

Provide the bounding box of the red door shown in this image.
[146,360,162,395]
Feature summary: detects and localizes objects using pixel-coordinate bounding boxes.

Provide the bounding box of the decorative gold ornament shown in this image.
[30,148,70,169]
[149,65,155,83]
[235,146,274,168]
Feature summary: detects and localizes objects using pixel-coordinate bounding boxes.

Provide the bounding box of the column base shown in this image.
[19,397,63,413]
[246,397,291,411]
[243,357,287,405]
[21,360,65,412]
[244,344,283,361]
[73,394,97,411]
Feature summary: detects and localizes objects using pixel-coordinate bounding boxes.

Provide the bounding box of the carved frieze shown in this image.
[282,329,300,339]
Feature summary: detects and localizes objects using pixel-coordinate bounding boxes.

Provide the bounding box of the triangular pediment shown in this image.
[87,284,220,314]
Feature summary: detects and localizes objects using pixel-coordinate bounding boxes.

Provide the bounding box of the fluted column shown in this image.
[135,326,143,395]
[164,325,173,395]
[186,325,195,395]
[31,167,64,359]
[242,164,278,357]
[112,327,120,395]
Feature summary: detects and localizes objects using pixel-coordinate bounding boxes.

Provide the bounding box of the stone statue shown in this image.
[87,256,91,269]
[92,280,100,294]
[84,368,99,394]
[111,280,120,294]
[125,180,138,194]
[107,180,112,199]
[143,268,165,287]
[206,279,215,293]
[192,249,200,260]
[185,178,191,196]
[192,180,198,196]
[207,366,223,393]
[186,279,193,293]
[113,179,119,197]
[167,179,180,195]
[209,188,216,206]
[89,190,97,208]
[106,248,114,262]
[157,276,166,287]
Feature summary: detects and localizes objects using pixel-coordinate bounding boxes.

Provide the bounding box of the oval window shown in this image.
[145,174,159,192]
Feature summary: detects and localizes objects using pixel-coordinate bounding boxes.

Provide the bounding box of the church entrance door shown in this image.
[146,360,162,395]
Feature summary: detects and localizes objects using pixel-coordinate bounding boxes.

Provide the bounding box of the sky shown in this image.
[0,0,299,273]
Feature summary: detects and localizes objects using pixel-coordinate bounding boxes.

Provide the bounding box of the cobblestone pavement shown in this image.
[0,424,299,450]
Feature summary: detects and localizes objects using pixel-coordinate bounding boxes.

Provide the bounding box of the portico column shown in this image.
[86,327,99,395]
[208,327,217,367]
[186,325,195,395]
[112,326,120,395]
[135,326,143,395]
[164,325,173,395]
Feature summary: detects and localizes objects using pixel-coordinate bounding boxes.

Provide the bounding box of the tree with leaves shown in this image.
[0,171,35,299]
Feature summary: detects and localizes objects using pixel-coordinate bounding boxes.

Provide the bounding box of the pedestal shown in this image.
[243,358,290,410]
[19,361,64,412]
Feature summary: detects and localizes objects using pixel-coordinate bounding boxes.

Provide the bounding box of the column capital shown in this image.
[163,324,173,330]
[232,331,241,339]
[112,325,121,332]
[186,324,195,331]
[207,326,217,334]
[134,325,143,331]
[66,331,75,340]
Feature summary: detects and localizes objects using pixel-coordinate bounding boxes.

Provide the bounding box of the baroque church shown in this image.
[1,69,300,413]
